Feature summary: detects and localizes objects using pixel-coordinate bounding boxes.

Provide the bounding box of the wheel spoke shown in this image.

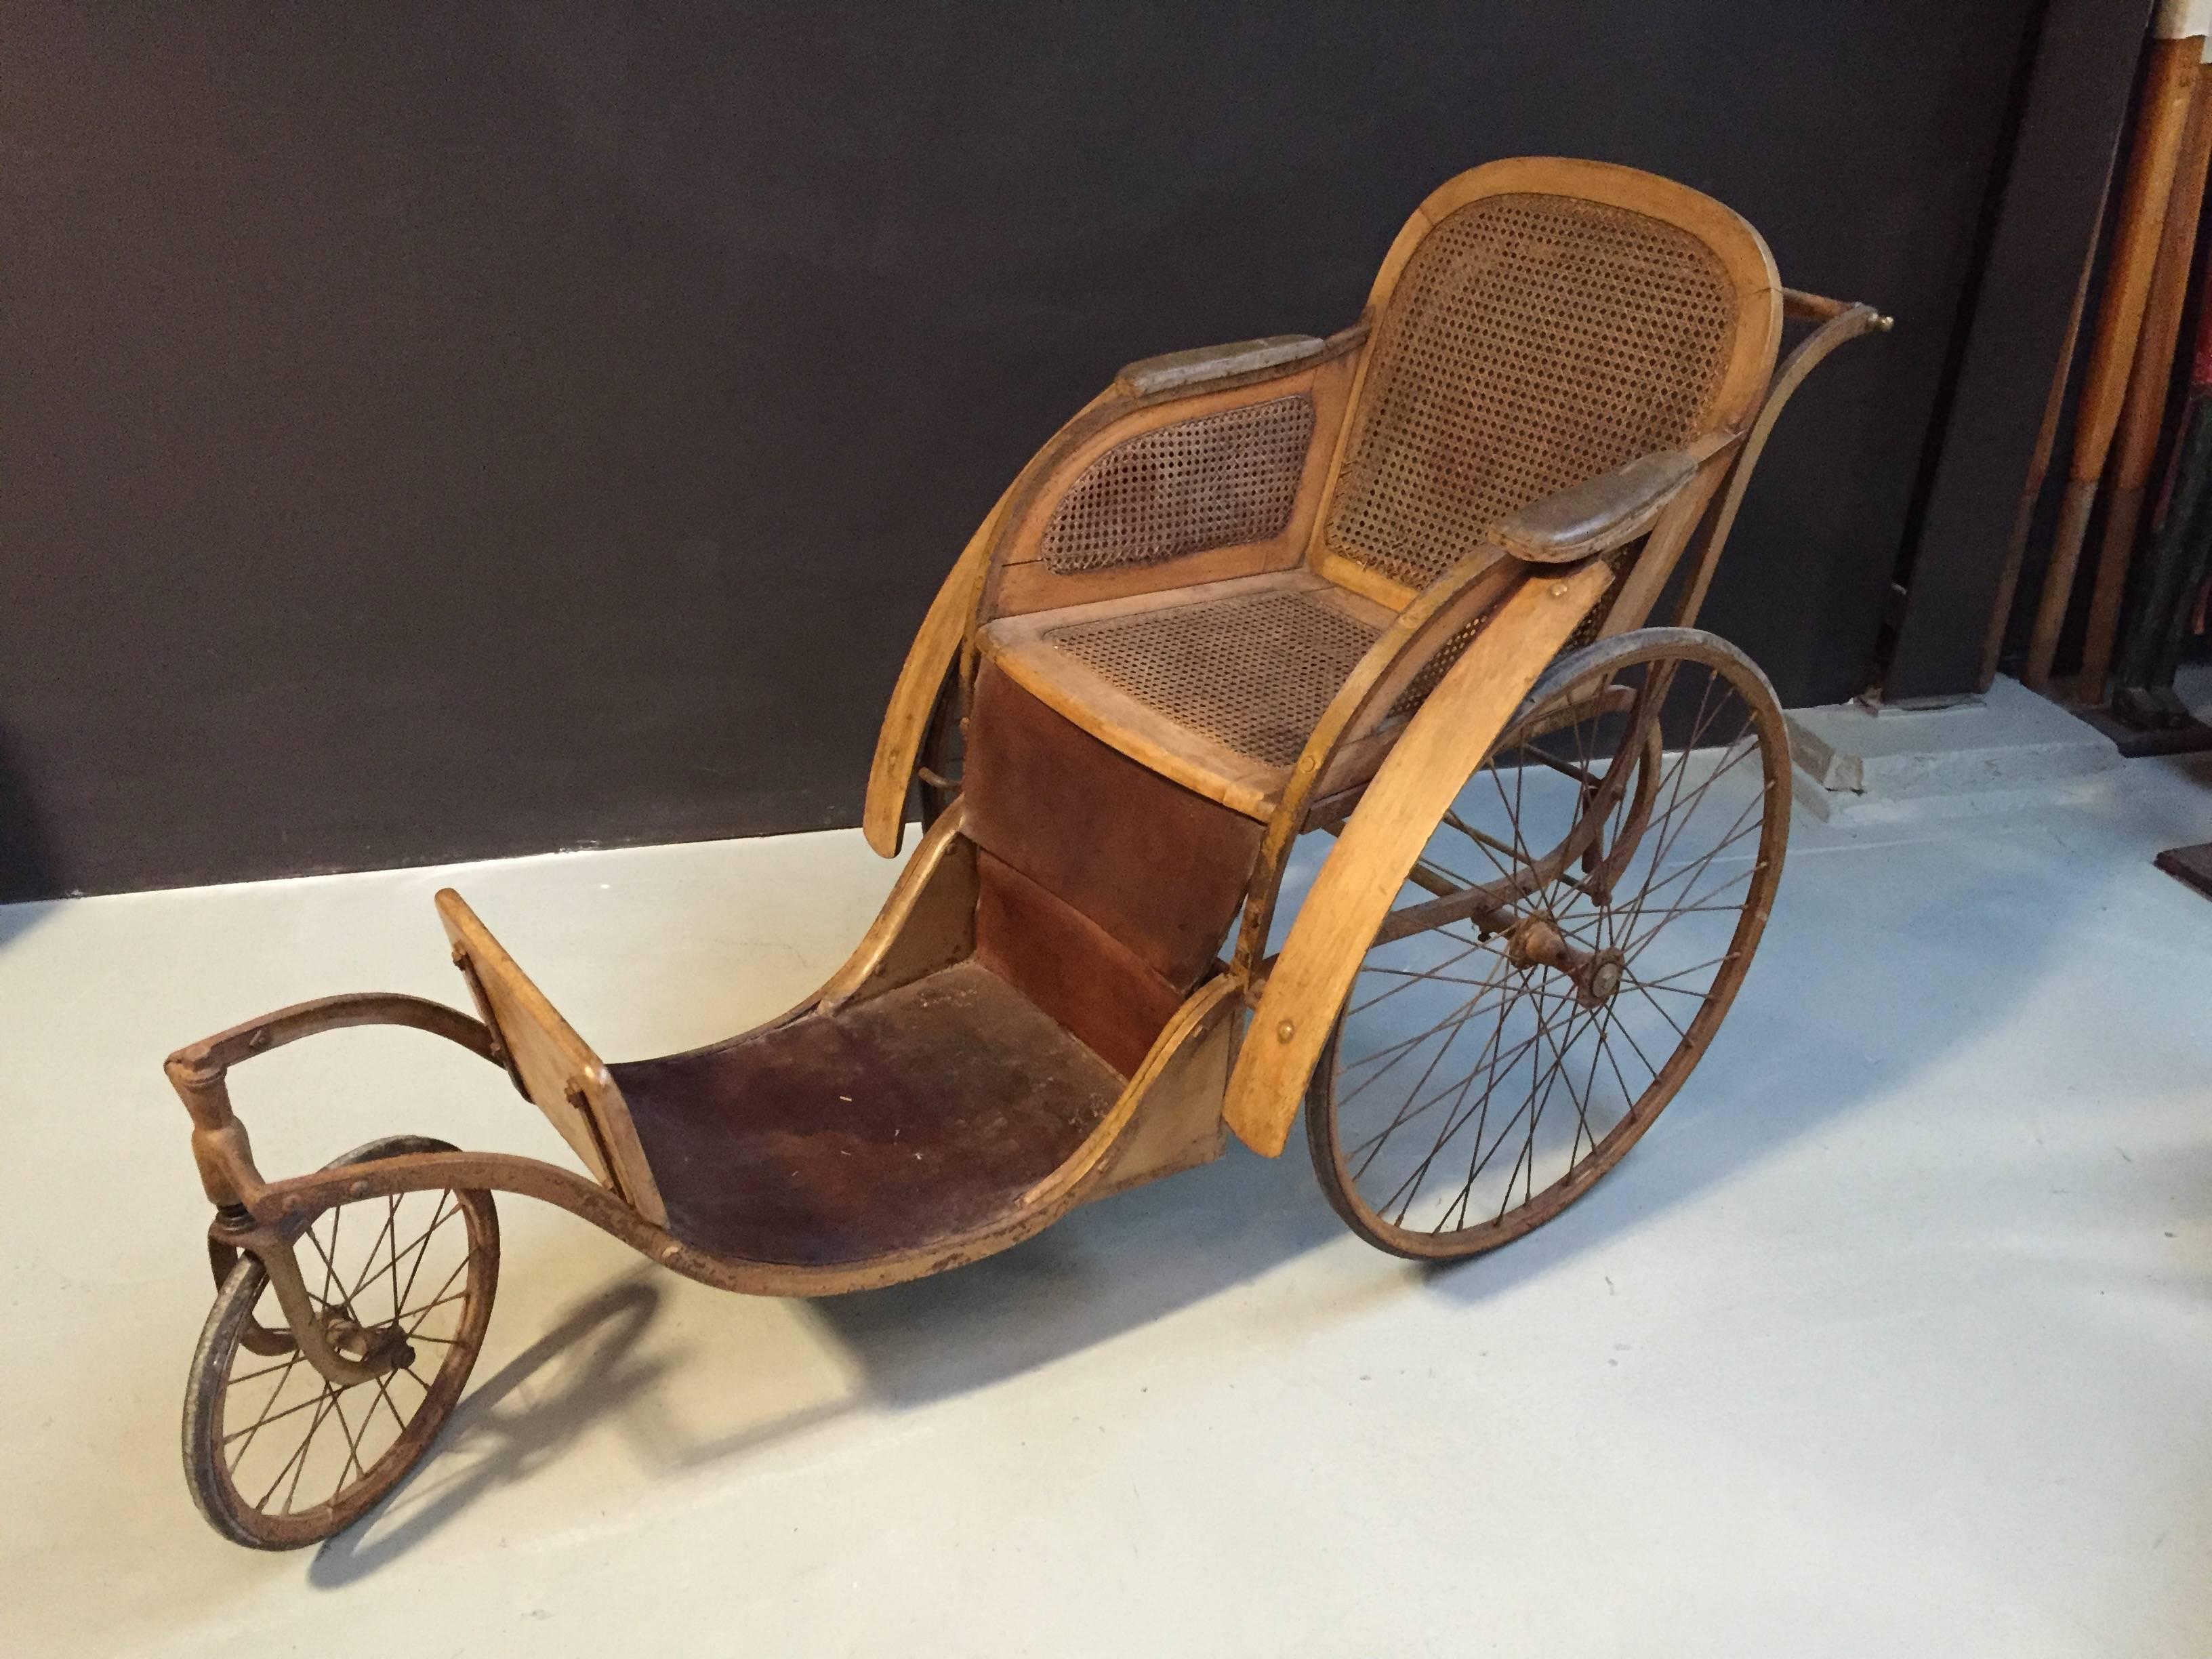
[254,1384,338,1511]
[191,1172,495,1545]
[224,1374,335,1445]
[371,1371,412,1436]
[1313,647,1782,1256]
[328,1388,369,1496]
[392,1192,459,1302]
[346,1195,402,1312]
[223,1349,306,1462]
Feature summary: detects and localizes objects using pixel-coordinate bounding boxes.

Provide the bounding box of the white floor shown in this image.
[5,752,2211,1658]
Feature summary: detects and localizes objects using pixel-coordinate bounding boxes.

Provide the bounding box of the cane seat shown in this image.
[976,159,1781,821]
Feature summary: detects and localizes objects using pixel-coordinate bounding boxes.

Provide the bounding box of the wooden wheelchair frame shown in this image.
[167,158,1887,1542]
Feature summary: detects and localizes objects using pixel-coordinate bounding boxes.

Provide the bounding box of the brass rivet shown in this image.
[1275,1020,1296,1042]
[1549,582,1568,598]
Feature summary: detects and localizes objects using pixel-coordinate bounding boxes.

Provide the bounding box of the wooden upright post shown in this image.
[2025,2,2205,693]
[2078,33,2212,698]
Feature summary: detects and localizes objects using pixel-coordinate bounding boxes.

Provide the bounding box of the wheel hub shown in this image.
[323,1310,413,1374]
[1505,916,1625,1008]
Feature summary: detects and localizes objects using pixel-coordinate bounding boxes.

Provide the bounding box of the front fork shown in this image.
[167,991,498,1389]
[207,1209,415,1385]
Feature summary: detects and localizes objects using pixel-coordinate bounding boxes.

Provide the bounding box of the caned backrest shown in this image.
[1320,159,1782,591]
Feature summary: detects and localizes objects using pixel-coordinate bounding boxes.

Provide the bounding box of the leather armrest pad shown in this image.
[1490,449,1699,564]
[1114,334,1326,397]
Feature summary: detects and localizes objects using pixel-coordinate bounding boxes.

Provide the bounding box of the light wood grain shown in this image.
[815,802,977,1012]
[1597,455,1729,635]
[436,888,668,1227]
[1233,552,1525,977]
[983,344,1361,619]
[1044,973,1243,1206]
[2080,60,2212,694]
[2028,31,2203,691]
[1302,157,1780,626]
[1223,560,1614,1156]
[979,570,1397,819]
[861,495,1002,857]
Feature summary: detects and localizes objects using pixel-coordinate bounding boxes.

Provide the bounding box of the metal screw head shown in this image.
[1550,582,1568,598]
[1275,1019,1296,1042]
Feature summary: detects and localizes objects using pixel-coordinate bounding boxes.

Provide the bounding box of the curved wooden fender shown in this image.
[1222,561,1614,1158]
[861,495,1004,857]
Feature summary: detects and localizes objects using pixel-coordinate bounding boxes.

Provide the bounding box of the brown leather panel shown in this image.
[972,851,1185,1076]
[609,961,1120,1266]
[964,659,1262,988]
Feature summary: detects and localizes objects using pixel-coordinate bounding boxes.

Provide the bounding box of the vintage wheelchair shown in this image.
[166,158,1886,1547]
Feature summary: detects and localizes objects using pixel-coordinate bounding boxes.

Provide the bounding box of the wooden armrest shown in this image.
[1489,450,1701,564]
[1113,334,1327,396]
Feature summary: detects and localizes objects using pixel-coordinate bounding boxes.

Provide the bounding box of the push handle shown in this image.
[1783,287,1894,330]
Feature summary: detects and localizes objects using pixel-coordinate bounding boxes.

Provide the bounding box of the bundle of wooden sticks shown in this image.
[2019,0,2212,731]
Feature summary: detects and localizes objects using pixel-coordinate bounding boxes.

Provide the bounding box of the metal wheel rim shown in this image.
[182,1137,498,1549]
[1307,628,1788,1261]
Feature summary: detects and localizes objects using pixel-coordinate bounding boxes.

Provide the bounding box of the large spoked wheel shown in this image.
[1307,628,1789,1261]
[183,1136,499,1549]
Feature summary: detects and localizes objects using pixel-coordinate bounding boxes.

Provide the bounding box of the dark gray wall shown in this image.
[1,1,2035,899]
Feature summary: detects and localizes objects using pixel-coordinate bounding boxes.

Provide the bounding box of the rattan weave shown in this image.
[1326,192,1734,587]
[1042,396,1315,574]
[1046,587,1382,769]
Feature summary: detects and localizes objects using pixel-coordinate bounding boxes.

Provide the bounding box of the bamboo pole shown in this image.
[2078,37,2212,698]
[2024,3,2206,692]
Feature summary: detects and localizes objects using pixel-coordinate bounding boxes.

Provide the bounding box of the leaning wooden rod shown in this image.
[2079,30,2212,696]
[1979,145,2115,690]
[2025,0,2207,693]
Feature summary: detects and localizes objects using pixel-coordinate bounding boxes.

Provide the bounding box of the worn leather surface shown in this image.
[1490,449,1696,562]
[972,850,1187,1076]
[964,661,1261,989]
[609,961,1120,1265]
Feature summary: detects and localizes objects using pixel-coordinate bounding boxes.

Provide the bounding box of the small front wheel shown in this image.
[182,1136,499,1549]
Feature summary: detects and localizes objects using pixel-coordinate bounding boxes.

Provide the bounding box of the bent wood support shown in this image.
[1669,298,1893,632]
[174,800,1242,1298]
[1225,560,1614,1157]
[2026,14,2205,692]
[862,493,1007,857]
[226,970,1242,1299]
[1231,554,1525,978]
[166,992,498,1208]
[438,890,669,1227]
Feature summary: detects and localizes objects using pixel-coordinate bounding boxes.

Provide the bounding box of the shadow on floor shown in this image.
[310,1275,675,1586]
